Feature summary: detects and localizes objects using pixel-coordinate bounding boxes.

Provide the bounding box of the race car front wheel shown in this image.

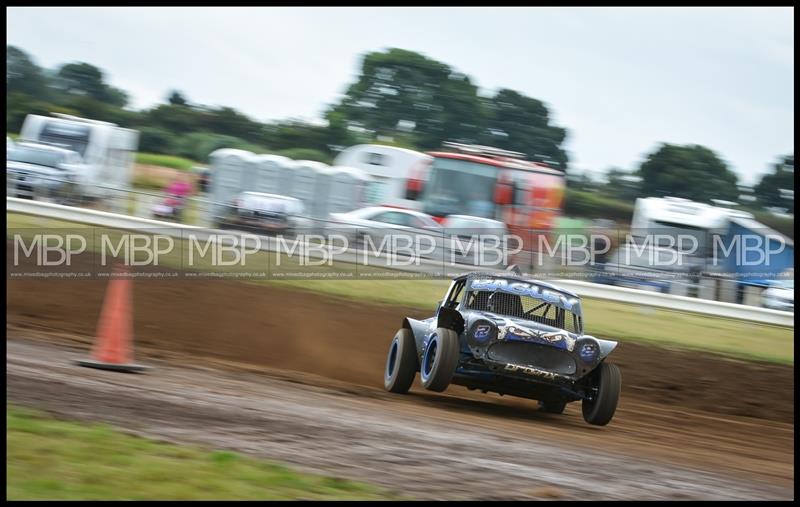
[420,328,460,392]
[384,328,418,394]
[581,362,622,426]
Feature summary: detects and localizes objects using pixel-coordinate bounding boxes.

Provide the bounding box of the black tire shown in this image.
[384,328,418,394]
[539,399,567,414]
[582,362,622,426]
[419,328,460,392]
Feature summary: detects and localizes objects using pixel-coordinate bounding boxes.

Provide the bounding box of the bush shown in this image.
[135,153,195,171]
[137,127,175,154]
[564,188,635,223]
[6,92,57,133]
[276,148,332,164]
[173,132,271,162]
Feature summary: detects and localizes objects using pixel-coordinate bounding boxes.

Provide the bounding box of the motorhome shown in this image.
[15,113,139,201]
[332,144,431,209]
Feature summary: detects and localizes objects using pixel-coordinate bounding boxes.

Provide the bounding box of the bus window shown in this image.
[421,158,498,218]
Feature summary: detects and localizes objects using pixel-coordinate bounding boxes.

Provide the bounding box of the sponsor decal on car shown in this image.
[470,278,579,310]
[474,324,492,340]
[503,363,558,380]
[578,341,599,362]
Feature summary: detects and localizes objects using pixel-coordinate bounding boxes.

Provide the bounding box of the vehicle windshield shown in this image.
[465,289,582,334]
[444,217,502,229]
[651,221,713,257]
[39,121,92,157]
[7,146,69,169]
[421,158,498,218]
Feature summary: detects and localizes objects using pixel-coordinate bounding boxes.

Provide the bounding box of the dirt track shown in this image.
[5,252,795,499]
[6,339,793,500]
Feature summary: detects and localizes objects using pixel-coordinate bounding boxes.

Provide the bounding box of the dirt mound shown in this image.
[6,245,794,424]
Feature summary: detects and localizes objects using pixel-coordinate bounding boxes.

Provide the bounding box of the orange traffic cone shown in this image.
[77,264,148,373]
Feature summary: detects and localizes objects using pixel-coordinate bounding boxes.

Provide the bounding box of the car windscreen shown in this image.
[39,122,91,157]
[465,289,581,334]
[7,147,67,168]
[444,217,494,229]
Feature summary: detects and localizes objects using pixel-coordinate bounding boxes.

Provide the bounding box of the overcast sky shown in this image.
[6,6,794,185]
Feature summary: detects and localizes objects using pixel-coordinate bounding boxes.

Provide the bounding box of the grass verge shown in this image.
[6,405,396,500]
[134,153,197,171]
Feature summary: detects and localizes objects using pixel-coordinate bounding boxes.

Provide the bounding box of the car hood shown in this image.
[7,160,65,177]
[765,288,794,299]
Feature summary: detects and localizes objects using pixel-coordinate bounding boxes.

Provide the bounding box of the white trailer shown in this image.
[19,113,139,200]
[333,144,431,209]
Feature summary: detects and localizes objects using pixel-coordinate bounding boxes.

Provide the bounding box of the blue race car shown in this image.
[383,270,622,425]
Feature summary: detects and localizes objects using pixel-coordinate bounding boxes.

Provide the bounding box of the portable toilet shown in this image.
[290,160,329,219]
[326,165,372,215]
[208,148,256,220]
[277,159,296,196]
[250,154,293,196]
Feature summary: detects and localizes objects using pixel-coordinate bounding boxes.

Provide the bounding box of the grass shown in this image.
[6,212,794,365]
[135,153,197,172]
[6,405,395,500]
[131,171,168,191]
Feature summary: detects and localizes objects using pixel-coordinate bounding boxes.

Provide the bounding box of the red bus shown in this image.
[406,143,566,236]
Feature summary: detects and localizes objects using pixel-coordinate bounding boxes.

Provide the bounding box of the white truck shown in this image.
[11,113,139,203]
[624,196,793,304]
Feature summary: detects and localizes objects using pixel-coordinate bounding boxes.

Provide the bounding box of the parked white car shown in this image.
[216,191,313,235]
[762,280,794,312]
[327,206,445,257]
[7,141,88,202]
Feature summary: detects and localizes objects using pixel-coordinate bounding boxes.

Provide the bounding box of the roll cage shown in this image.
[439,274,584,335]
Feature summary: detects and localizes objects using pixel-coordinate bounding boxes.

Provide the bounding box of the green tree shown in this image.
[144,103,204,134]
[6,46,49,99]
[478,89,568,170]
[603,167,642,202]
[137,127,175,154]
[168,90,188,106]
[638,143,739,202]
[200,106,265,144]
[330,48,482,149]
[6,92,55,132]
[755,154,794,213]
[565,170,600,192]
[54,62,128,107]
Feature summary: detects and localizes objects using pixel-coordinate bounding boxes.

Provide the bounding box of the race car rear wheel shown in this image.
[420,328,460,392]
[384,328,418,394]
[581,362,621,426]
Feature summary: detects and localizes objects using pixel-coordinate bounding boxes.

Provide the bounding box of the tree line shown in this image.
[6,45,793,213]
